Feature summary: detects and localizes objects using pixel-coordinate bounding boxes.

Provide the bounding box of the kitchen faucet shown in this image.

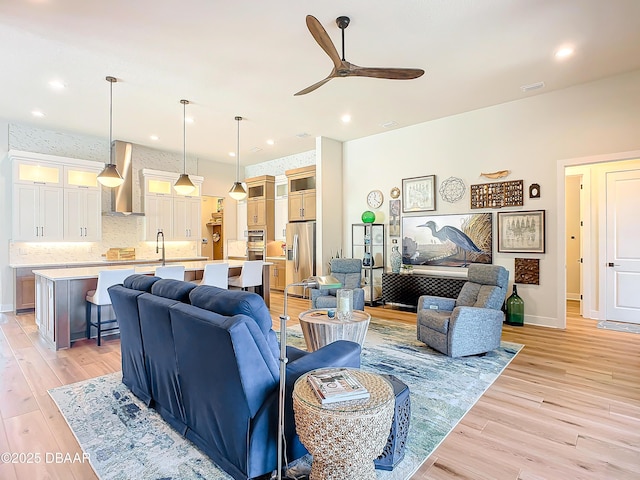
[156,230,166,266]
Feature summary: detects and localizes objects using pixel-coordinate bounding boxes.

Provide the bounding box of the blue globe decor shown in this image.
[361,210,376,223]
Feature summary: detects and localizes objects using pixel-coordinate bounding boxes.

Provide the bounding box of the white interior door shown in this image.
[606,168,640,323]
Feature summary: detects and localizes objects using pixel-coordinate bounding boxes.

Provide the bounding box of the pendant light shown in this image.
[173,99,196,195]
[97,76,125,188]
[229,116,247,200]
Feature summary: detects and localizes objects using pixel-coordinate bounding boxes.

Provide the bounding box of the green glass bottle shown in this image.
[506,284,524,326]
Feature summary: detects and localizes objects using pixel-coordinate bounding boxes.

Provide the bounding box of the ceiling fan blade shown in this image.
[294,75,335,96]
[347,65,425,80]
[305,15,342,70]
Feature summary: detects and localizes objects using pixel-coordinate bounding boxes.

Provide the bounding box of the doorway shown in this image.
[559,150,640,326]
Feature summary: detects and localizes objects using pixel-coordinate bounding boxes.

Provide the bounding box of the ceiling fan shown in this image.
[295,15,425,96]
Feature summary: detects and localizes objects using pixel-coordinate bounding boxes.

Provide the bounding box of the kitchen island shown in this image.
[33,260,272,350]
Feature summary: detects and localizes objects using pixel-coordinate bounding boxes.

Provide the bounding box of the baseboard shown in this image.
[566,293,581,301]
[0,303,13,313]
[523,315,564,329]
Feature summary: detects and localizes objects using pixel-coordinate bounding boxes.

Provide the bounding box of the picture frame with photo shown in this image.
[402,175,436,213]
[497,210,546,253]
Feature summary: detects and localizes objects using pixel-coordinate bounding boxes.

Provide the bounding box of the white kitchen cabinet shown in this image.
[274,175,287,240]
[143,170,175,240]
[145,194,174,239]
[64,189,102,241]
[274,197,288,240]
[173,195,202,240]
[142,169,203,240]
[236,200,248,240]
[11,151,103,242]
[13,183,64,241]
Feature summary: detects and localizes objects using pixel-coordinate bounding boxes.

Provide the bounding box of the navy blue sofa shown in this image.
[109,275,361,480]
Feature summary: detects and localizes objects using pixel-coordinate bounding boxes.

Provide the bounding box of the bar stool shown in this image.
[228,260,263,292]
[155,265,186,280]
[86,268,135,346]
[199,263,229,288]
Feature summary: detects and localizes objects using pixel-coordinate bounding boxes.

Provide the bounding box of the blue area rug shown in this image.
[49,317,522,480]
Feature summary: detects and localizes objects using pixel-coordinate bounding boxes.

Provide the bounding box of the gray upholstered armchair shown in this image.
[417,264,508,357]
[310,258,365,311]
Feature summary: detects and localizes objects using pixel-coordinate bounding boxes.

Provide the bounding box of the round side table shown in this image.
[292,368,394,480]
[298,309,371,351]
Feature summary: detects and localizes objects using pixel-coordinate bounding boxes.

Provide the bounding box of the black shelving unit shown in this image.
[352,223,386,305]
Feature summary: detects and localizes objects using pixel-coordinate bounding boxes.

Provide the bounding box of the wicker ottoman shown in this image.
[374,374,411,470]
[293,369,394,480]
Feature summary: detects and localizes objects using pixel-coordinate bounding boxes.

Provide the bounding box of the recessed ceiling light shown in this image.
[31,110,45,117]
[229,152,236,157]
[250,147,263,153]
[150,135,159,141]
[266,139,275,146]
[48,80,66,90]
[296,132,310,138]
[184,117,194,124]
[341,114,351,123]
[555,47,574,59]
[381,121,397,128]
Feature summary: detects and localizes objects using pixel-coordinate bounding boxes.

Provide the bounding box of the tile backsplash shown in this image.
[9,216,199,266]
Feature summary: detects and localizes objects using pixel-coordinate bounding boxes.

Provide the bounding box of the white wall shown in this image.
[343,69,640,328]
[0,121,11,311]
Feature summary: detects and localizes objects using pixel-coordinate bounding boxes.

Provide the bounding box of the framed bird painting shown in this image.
[401,213,493,267]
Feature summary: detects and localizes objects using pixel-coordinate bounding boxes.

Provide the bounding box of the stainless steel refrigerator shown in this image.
[286,221,316,296]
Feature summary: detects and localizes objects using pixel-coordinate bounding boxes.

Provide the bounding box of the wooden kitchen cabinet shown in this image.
[245,175,275,239]
[286,166,316,221]
[270,258,286,291]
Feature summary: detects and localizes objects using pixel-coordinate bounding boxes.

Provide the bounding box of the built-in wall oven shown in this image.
[247,229,266,261]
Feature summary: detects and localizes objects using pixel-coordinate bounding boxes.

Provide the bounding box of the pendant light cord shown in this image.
[108,77,114,163]
[235,116,242,182]
[183,100,187,173]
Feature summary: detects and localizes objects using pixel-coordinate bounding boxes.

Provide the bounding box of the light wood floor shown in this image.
[1,297,638,479]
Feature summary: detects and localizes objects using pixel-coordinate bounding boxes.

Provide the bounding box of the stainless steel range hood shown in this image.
[103,141,144,216]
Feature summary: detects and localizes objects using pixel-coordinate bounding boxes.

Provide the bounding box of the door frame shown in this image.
[557,149,640,328]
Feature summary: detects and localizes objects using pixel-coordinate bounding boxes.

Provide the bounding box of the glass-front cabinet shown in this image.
[286,166,316,222]
[11,151,102,242]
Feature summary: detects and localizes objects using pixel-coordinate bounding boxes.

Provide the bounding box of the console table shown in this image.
[381,272,466,308]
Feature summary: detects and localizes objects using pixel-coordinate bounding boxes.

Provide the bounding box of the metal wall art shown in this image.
[470,179,524,209]
[439,176,466,203]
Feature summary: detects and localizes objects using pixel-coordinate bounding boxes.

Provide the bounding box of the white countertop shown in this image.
[11,256,208,269]
[33,259,272,281]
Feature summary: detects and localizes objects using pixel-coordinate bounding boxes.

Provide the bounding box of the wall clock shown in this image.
[390,186,400,199]
[367,190,384,209]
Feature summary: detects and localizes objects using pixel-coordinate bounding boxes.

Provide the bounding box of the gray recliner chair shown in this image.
[416,264,508,357]
[310,258,365,311]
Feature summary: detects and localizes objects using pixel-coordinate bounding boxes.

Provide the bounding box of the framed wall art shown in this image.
[402,213,492,267]
[389,199,401,237]
[497,210,546,253]
[402,175,436,213]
